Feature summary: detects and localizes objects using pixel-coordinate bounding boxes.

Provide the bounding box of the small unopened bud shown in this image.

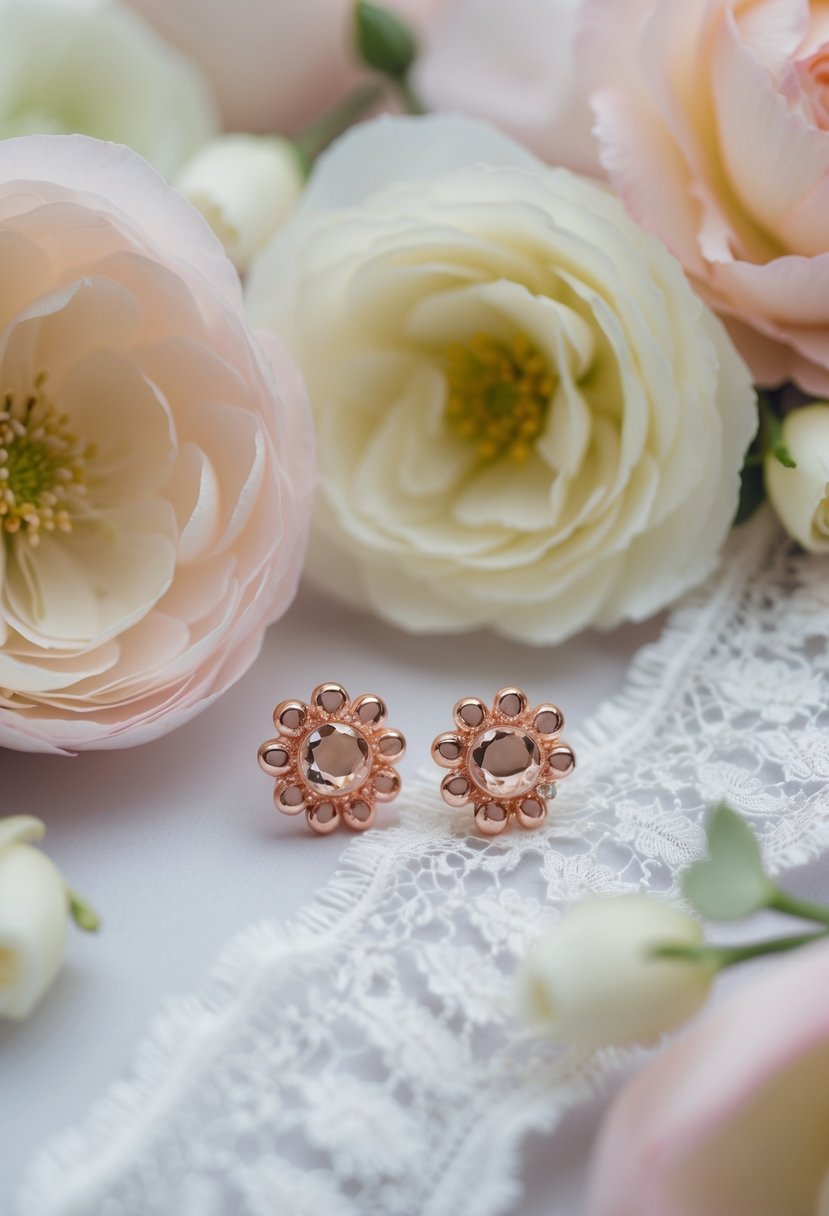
[766,403,829,553]
[176,134,304,273]
[515,895,716,1048]
[354,1,418,79]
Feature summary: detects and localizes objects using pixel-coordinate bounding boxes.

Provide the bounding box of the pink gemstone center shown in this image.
[300,723,371,796]
[469,728,541,798]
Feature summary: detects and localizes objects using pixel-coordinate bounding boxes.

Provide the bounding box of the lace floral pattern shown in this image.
[18,513,829,1216]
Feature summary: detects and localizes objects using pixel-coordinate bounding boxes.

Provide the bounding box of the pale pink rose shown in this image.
[587,940,829,1216]
[124,0,441,135]
[125,0,598,174]
[0,135,314,754]
[414,0,600,176]
[586,0,829,394]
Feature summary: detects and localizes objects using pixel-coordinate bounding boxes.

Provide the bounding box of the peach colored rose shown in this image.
[587,0,829,394]
[0,134,313,754]
[587,939,829,1216]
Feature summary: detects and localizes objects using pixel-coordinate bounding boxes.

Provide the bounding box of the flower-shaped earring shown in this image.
[258,683,405,835]
[432,688,575,836]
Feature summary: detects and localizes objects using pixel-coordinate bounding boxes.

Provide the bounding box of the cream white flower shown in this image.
[0,0,218,177]
[0,815,69,1020]
[766,404,829,554]
[176,134,304,273]
[248,115,757,643]
[515,894,715,1048]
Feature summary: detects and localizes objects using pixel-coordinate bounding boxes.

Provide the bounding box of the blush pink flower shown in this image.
[587,939,829,1216]
[586,0,829,394]
[0,135,313,754]
[125,0,598,175]
[125,0,441,135]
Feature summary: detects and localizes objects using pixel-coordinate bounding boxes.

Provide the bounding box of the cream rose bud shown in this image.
[247,115,757,643]
[0,816,69,1021]
[176,134,304,273]
[515,895,715,1048]
[766,404,829,555]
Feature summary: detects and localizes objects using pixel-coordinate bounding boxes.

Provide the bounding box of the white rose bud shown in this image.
[765,403,829,554]
[0,816,69,1021]
[515,895,716,1048]
[176,133,304,273]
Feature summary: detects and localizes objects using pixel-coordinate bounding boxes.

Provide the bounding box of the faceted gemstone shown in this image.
[469,728,541,797]
[300,723,371,796]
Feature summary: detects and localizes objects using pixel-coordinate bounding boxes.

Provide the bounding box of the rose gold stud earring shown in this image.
[258,683,405,835]
[432,688,575,836]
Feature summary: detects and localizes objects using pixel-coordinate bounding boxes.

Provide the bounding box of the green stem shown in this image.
[758,392,796,468]
[654,930,829,969]
[67,887,100,933]
[768,888,829,928]
[294,81,387,168]
[396,74,426,115]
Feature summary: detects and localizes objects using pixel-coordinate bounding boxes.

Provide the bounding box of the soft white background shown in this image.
[2,582,664,1213]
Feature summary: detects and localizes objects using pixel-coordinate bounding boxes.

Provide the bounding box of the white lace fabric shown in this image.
[18,513,829,1216]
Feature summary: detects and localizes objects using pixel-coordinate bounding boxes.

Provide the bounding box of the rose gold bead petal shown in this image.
[274,783,306,815]
[431,732,463,768]
[441,772,471,808]
[306,802,340,835]
[516,797,548,830]
[373,770,401,802]
[548,744,576,778]
[534,704,564,739]
[342,799,376,831]
[312,683,348,714]
[474,802,510,836]
[352,693,387,726]
[495,687,527,718]
[258,739,290,776]
[376,728,406,761]
[453,697,487,731]
[273,700,307,735]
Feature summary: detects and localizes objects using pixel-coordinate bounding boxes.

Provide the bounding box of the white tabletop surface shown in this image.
[1,583,670,1214]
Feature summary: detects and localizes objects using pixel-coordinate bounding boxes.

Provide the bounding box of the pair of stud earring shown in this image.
[257,683,575,837]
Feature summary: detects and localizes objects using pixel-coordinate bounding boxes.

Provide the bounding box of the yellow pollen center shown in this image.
[0,376,94,546]
[444,332,554,463]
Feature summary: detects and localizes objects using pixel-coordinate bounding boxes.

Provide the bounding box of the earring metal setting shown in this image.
[432,687,575,835]
[258,683,405,835]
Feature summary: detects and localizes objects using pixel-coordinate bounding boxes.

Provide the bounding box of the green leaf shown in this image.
[683,804,775,921]
[354,1,418,78]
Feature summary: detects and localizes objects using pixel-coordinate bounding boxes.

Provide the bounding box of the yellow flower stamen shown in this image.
[0,375,94,547]
[444,332,554,464]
